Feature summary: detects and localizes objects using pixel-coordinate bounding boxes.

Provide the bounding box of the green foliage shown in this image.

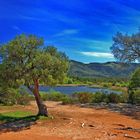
[0,87,32,105]
[119,92,129,103]
[0,111,35,123]
[40,92,49,101]
[103,83,109,88]
[40,90,67,101]
[67,78,73,84]
[0,34,69,87]
[0,88,18,105]
[128,90,140,104]
[131,90,140,104]
[69,60,139,79]
[92,92,127,104]
[48,92,66,101]
[111,31,140,63]
[92,92,107,103]
[0,110,52,124]
[110,30,140,104]
[61,96,77,105]
[107,93,121,103]
[39,90,130,104]
[127,68,140,104]
[129,68,140,90]
[1,111,33,118]
[40,90,77,105]
[0,34,69,115]
[73,92,93,103]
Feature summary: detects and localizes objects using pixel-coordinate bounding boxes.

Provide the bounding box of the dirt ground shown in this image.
[0,101,140,140]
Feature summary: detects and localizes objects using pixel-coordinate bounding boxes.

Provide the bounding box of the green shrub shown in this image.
[129,68,140,90]
[67,79,73,84]
[17,94,32,105]
[48,91,66,101]
[40,90,66,101]
[73,92,93,103]
[107,93,121,103]
[92,92,107,103]
[128,90,140,104]
[103,83,109,88]
[0,88,19,105]
[61,96,77,105]
[132,90,140,104]
[40,92,49,101]
[119,92,129,103]
[0,87,32,105]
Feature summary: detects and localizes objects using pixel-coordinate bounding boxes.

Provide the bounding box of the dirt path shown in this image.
[0,101,140,140]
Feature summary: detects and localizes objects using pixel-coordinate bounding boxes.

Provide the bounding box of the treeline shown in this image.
[40,89,139,105]
[65,76,129,88]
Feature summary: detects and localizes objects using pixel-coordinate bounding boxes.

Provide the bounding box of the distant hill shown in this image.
[68,60,140,79]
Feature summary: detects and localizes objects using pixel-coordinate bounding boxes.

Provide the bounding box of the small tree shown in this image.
[0,34,69,116]
[129,68,140,90]
[110,31,140,62]
[128,68,140,103]
[111,30,140,103]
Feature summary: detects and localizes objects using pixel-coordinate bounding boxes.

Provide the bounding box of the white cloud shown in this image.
[20,15,46,21]
[80,51,114,58]
[12,26,21,31]
[54,29,78,37]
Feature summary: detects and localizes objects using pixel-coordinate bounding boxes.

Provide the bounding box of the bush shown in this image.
[0,87,32,105]
[119,92,129,103]
[17,94,32,105]
[128,90,140,104]
[40,90,67,101]
[48,91,66,101]
[129,68,140,90]
[18,86,34,105]
[132,90,140,104]
[73,92,93,103]
[61,96,77,105]
[107,93,121,103]
[0,88,18,105]
[103,83,109,88]
[40,92,49,101]
[92,92,107,103]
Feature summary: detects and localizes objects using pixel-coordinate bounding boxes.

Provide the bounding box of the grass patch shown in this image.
[0,110,53,123]
[0,111,35,123]
[1,111,33,117]
[38,115,53,120]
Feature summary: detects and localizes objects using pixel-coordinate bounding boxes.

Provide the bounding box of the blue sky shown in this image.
[0,0,140,63]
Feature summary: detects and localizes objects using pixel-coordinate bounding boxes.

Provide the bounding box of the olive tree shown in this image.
[128,68,140,104]
[0,34,69,116]
[129,68,140,90]
[110,31,140,103]
[110,31,140,62]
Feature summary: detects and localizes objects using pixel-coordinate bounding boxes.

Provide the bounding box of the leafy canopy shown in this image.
[111,31,140,62]
[0,34,69,87]
[129,68,140,90]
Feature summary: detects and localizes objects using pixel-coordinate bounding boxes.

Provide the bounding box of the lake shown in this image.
[39,86,121,94]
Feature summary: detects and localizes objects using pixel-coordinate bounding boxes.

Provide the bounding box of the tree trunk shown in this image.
[33,79,48,116]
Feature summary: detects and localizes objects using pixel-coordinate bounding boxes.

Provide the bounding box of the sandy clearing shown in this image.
[0,101,140,140]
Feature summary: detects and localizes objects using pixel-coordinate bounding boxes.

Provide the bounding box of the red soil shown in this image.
[0,101,140,140]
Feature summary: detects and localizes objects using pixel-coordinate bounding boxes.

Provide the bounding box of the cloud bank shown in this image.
[80,52,114,59]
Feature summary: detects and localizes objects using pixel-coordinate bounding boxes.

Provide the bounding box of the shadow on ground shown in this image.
[106,104,140,120]
[80,103,140,120]
[0,114,39,133]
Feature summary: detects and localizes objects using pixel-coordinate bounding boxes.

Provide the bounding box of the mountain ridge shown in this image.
[68,60,140,78]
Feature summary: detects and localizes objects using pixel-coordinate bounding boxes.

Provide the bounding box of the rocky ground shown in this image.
[0,101,140,140]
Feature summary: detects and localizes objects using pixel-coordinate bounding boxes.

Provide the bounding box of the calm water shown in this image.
[39,86,121,94]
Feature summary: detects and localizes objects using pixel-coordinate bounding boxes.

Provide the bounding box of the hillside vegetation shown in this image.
[69,60,140,78]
